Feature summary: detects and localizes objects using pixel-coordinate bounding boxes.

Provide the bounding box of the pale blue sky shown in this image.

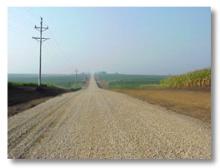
[8,7,211,75]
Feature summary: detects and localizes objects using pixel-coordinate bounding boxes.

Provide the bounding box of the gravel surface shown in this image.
[8,76,211,159]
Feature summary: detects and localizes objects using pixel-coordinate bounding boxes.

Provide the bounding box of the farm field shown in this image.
[160,69,211,89]
[8,73,90,89]
[95,72,167,89]
[112,89,211,123]
[95,70,211,122]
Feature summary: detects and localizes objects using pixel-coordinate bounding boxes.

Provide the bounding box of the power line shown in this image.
[32,17,50,87]
[23,9,75,73]
[11,9,77,75]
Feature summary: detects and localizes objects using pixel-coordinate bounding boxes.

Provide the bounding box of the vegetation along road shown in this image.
[8,75,211,159]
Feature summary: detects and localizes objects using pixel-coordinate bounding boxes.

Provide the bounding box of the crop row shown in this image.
[160,69,211,88]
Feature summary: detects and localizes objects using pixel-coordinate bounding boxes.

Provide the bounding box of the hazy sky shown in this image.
[8,7,211,75]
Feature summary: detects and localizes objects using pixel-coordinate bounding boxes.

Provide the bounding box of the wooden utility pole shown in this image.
[32,17,50,87]
[75,69,78,83]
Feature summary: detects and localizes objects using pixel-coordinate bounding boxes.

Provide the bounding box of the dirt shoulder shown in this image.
[112,88,211,123]
[8,85,72,117]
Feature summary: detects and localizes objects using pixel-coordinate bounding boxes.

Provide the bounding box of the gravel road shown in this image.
[8,76,211,159]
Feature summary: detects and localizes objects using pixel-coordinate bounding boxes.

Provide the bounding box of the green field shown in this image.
[95,72,167,89]
[8,73,90,89]
[95,69,211,90]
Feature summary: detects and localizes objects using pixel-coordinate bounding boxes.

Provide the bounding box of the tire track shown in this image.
[8,92,81,158]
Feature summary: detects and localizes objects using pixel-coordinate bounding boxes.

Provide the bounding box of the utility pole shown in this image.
[32,17,50,87]
[75,69,78,83]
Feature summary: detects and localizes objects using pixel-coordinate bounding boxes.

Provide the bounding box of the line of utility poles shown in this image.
[32,17,50,87]
[32,17,79,88]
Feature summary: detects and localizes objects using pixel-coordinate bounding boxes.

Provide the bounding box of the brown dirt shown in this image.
[8,97,53,117]
[112,88,211,123]
[8,85,70,117]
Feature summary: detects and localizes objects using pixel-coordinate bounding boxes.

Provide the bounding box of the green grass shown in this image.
[8,82,38,88]
[160,68,211,88]
[8,73,90,89]
[95,72,167,89]
[8,81,61,89]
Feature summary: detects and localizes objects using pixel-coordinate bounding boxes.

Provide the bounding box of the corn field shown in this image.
[160,69,211,88]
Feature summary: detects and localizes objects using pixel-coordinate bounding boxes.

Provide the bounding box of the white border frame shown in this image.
[0,0,218,167]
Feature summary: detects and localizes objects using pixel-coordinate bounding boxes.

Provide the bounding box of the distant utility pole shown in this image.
[32,17,50,87]
[75,69,78,83]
